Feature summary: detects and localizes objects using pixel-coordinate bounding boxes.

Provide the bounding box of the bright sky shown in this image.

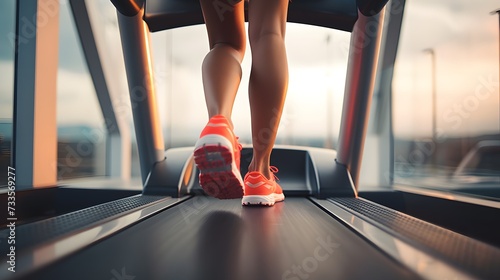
[0,0,499,144]
[151,23,350,146]
[393,0,500,138]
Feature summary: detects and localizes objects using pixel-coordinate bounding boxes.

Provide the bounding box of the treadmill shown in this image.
[2,0,500,279]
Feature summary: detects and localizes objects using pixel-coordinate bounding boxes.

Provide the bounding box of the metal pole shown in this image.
[492,9,500,134]
[336,9,386,188]
[423,48,437,142]
[117,8,166,185]
[325,34,334,149]
[166,31,173,149]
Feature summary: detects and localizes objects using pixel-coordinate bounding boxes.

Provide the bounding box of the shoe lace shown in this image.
[270,166,279,181]
[235,136,242,151]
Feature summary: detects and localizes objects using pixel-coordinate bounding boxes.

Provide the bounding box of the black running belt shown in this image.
[21,197,420,280]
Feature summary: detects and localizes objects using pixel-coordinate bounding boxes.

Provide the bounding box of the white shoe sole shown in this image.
[242,193,285,206]
[194,134,244,199]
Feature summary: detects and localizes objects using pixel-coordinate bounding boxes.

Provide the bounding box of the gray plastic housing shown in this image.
[143,145,356,198]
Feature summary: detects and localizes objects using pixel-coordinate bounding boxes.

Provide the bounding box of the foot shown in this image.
[194,115,244,199]
[242,166,285,206]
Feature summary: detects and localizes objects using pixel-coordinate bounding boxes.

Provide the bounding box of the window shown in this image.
[393,0,500,199]
[56,0,106,179]
[0,0,16,186]
[150,24,351,150]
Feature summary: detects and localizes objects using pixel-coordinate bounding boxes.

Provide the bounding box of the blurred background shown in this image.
[0,0,499,198]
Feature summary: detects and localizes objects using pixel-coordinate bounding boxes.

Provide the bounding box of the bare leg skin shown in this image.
[247,0,290,179]
[199,0,246,128]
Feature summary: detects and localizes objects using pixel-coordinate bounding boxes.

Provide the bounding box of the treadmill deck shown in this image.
[22,197,420,280]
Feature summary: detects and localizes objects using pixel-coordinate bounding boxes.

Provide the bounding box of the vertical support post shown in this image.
[325,34,335,149]
[368,0,406,187]
[13,0,59,190]
[492,9,500,134]
[116,8,166,185]
[336,9,386,189]
[423,48,437,168]
[423,48,437,142]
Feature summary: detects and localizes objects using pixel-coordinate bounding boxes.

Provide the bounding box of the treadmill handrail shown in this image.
[110,0,144,16]
[110,0,389,32]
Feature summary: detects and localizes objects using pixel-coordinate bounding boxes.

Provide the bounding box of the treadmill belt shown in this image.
[25,197,420,280]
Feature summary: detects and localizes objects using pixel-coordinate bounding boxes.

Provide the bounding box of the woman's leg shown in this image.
[199,0,246,126]
[247,0,289,179]
[195,0,246,199]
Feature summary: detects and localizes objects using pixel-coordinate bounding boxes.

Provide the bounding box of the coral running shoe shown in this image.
[242,166,285,206]
[194,115,244,199]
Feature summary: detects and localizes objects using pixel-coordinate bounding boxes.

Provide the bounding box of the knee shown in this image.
[249,29,285,47]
